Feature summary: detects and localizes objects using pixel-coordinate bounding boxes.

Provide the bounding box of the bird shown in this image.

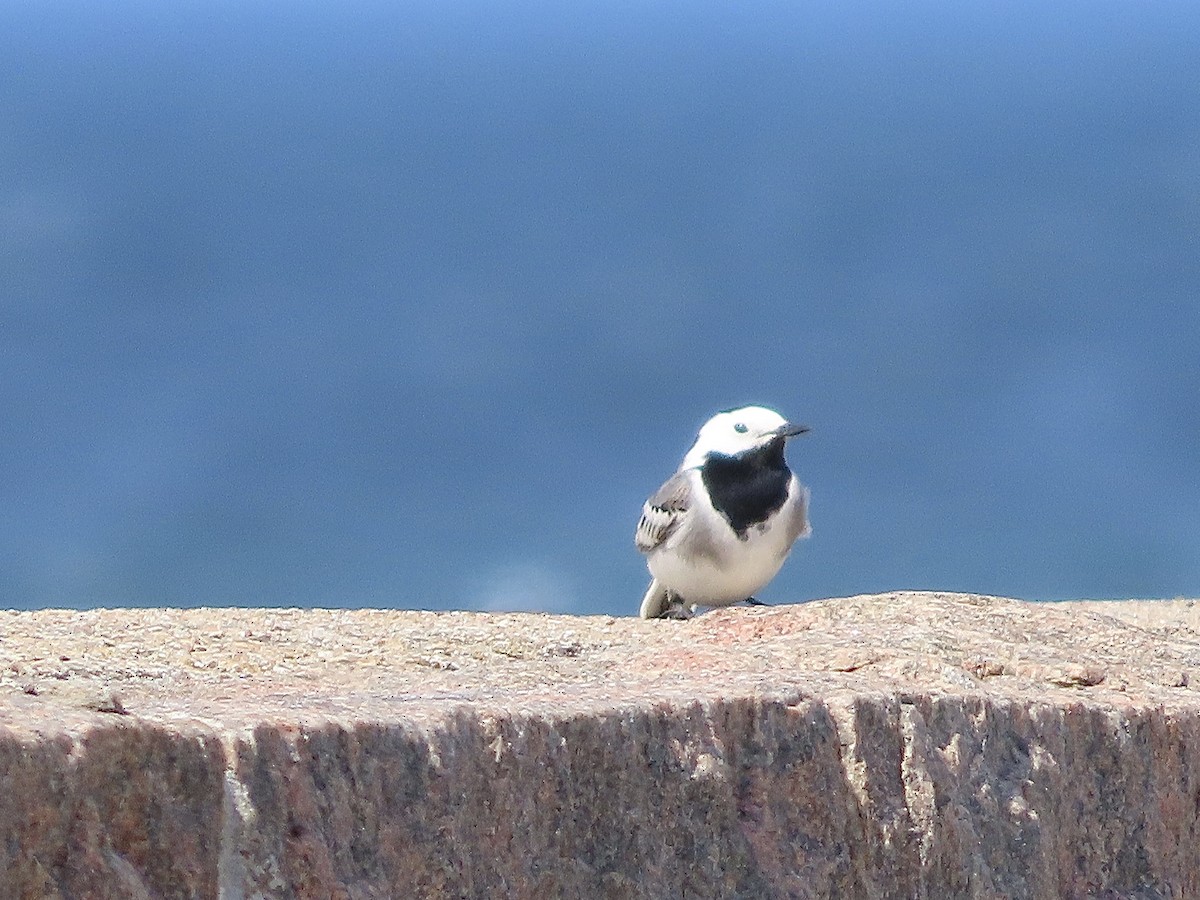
[635,405,811,619]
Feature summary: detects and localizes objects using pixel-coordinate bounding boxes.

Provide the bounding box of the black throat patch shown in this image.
[700,437,791,538]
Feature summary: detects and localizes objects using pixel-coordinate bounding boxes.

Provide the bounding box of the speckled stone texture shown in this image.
[3,592,1200,898]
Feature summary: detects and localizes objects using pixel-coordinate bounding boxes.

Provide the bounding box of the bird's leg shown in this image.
[743,597,769,606]
[660,592,694,620]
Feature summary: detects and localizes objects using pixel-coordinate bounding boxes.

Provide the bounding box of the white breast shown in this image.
[645,470,802,607]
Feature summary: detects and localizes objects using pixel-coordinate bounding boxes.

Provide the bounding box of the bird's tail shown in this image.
[639,578,670,619]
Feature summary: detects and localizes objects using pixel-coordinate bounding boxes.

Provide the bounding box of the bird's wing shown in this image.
[782,480,812,547]
[635,470,692,553]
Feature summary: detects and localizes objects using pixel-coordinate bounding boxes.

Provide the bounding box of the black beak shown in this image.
[775,422,810,439]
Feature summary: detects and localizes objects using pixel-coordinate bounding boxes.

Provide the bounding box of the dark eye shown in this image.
[734,422,748,434]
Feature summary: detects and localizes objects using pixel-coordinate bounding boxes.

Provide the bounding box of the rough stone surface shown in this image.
[3,592,1200,898]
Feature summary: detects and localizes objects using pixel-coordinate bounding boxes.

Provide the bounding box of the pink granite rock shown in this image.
[2,593,1200,898]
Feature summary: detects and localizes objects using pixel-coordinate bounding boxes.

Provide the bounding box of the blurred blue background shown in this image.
[3,1,1198,613]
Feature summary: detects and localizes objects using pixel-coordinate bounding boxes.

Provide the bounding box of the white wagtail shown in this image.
[636,406,811,619]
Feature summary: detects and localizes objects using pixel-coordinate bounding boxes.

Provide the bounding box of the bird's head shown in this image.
[682,405,809,469]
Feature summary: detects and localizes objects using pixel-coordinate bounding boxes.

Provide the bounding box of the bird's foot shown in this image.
[659,598,694,620]
[743,597,769,607]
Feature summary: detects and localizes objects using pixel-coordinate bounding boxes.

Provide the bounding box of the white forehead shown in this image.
[704,406,787,434]
[682,406,788,467]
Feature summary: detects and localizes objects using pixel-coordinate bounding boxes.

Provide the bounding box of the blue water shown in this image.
[3,1,1199,612]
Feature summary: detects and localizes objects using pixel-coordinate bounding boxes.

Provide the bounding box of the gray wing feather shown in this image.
[781,480,812,549]
[634,470,692,553]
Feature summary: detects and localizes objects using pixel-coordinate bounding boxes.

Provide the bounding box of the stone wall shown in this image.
[3,592,1200,898]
